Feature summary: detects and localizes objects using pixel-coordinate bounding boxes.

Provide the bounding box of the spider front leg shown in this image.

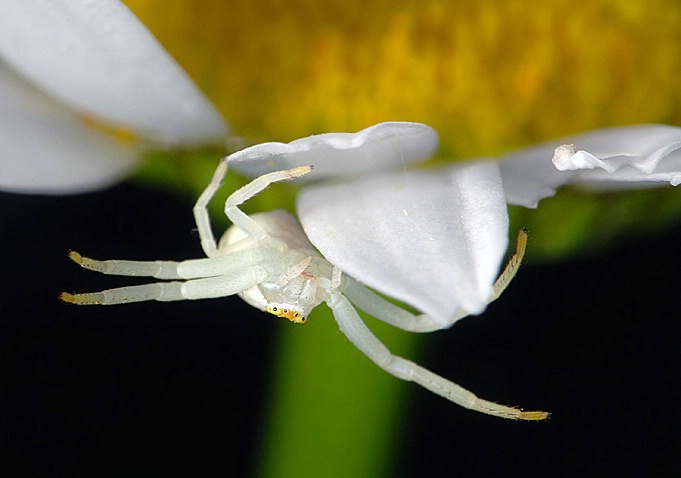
[61,247,272,305]
[65,248,265,280]
[193,159,312,257]
[223,165,312,240]
[326,291,548,420]
[193,159,229,257]
[61,265,268,305]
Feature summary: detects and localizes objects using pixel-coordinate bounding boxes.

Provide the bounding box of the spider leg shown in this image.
[340,229,529,333]
[327,292,548,420]
[66,248,265,280]
[194,160,311,255]
[490,228,528,302]
[276,256,312,287]
[342,277,442,332]
[193,159,229,258]
[317,266,342,292]
[224,166,312,241]
[61,265,268,305]
[330,266,342,290]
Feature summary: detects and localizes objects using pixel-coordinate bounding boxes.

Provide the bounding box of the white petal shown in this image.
[0,63,137,194]
[499,144,570,208]
[0,0,228,144]
[297,161,509,327]
[228,122,438,180]
[552,126,681,186]
[500,125,681,208]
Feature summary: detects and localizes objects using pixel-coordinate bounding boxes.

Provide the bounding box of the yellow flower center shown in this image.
[125,0,681,158]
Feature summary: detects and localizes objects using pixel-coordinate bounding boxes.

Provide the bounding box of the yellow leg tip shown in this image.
[59,292,76,303]
[68,250,83,264]
[518,410,550,421]
[288,165,313,178]
[59,291,101,305]
[516,228,528,256]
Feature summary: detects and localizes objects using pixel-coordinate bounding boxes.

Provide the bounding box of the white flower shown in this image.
[2,2,680,326]
[0,0,228,194]
[230,122,681,325]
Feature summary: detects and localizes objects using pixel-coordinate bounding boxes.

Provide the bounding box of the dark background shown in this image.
[1,182,679,477]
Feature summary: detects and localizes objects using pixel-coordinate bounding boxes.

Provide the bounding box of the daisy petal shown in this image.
[228,122,438,180]
[297,161,509,326]
[552,126,681,187]
[500,125,681,208]
[0,0,228,144]
[0,64,137,194]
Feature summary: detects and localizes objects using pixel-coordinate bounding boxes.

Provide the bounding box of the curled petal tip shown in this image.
[552,144,577,171]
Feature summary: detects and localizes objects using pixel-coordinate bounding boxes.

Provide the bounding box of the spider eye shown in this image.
[272,306,278,312]
[283,308,288,314]
[300,316,307,323]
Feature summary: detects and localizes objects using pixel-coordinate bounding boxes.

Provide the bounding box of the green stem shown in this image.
[258,308,421,478]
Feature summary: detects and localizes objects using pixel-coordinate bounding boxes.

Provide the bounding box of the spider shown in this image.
[61,159,548,421]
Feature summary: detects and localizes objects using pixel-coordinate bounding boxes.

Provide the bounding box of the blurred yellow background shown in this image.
[125,0,681,158]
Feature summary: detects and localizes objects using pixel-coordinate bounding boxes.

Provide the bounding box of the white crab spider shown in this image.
[62,158,548,421]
